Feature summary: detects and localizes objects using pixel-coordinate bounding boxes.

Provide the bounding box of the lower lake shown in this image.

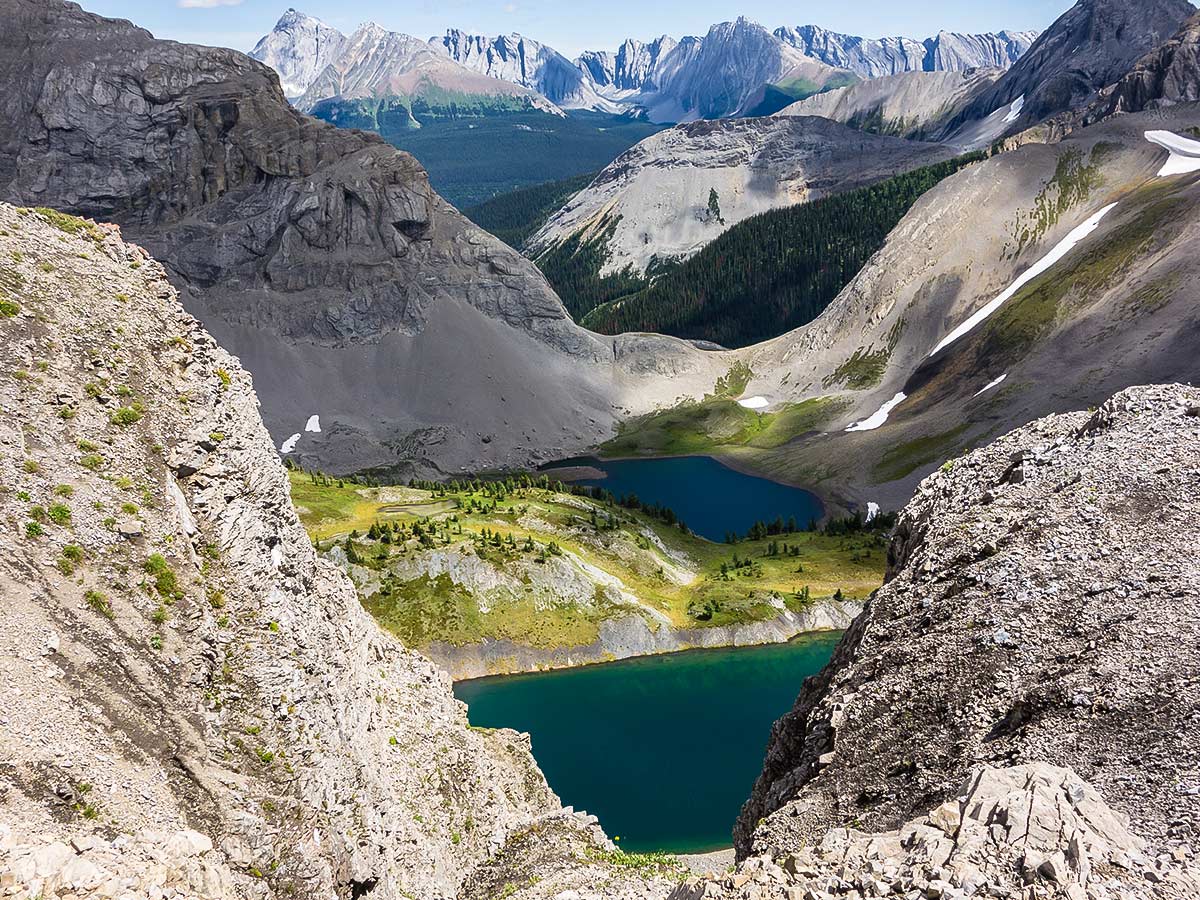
[453,632,840,853]
[543,455,824,543]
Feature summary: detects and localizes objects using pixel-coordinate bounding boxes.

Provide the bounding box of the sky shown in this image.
[82,0,1074,58]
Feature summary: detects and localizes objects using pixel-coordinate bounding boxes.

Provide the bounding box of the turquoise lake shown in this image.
[543,455,824,543]
[453,633,840,853]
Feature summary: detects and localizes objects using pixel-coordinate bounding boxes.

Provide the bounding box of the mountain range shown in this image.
[251,10,1040,123]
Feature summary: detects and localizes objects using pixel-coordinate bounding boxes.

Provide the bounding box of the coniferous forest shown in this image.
[541,152,986,347]
[463,171,599,249]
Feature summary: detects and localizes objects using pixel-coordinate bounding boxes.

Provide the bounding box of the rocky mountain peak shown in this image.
[952,0,1196,131]
[776,23,1036,79]
[248,7,346,97]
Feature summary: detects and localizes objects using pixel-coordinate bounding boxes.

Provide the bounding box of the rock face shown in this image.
[729,384,1200,889]
[248,8,346,98]
[294,22,561,116]
[775,68,1003,140]
[0,203,684,900]
[774,25,1037,79]
[629,18,855,123]
[576,36,679,94]
[0,0,725,477]
[528,116,957,276]
[431,29,608,110]
[949,0,1196,138]
[1085,10,1200,120]
[675,761,1200,899]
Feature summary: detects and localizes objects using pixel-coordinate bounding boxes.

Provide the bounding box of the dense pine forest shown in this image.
[551,152,986,347]
[533,214,652,321]
[463,171,598,249]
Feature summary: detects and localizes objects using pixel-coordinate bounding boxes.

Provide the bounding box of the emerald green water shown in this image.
[453,633,840,853]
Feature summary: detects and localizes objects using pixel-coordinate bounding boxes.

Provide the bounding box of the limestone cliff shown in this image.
[0,0,722,479]
[702,384,1200,898]
[0,204,674,899]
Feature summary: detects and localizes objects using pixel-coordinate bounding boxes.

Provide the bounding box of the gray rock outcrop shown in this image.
[774,25,1037,79]
[0,203,675,899]
[948,0,1196,138]
[725,384,1200,893]
[0,0,723,477]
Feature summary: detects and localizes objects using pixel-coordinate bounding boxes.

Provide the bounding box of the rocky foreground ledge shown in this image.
[0,205,677,899]
[679,384,1200,899]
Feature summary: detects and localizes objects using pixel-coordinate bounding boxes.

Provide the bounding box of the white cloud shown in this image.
[178,0,243,8]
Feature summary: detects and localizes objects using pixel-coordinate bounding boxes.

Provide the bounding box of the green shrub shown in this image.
[48,503,71,526]
[80,453,104,470]
[62,544,84,562]
[22,459,39,473]
[144,553,183,602]
[0,298,18,317]
[109,401,145,427]
[216,368,232,391]
[77,439,99,451]
[85,589,113,619]
[54,484,74,497]
[25,521,43,538]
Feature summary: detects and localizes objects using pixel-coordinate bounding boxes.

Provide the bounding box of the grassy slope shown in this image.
[602,394,851,458]
[289,472,884,651]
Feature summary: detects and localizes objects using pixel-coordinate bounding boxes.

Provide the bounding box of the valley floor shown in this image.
[288,470,885,676]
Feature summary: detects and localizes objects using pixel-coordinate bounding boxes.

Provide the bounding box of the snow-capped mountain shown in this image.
[774,25,1038,79]
[431,29,613,110]
[248,8,346,97]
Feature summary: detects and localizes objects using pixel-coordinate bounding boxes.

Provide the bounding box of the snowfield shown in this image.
[1145,130,1200,177]
[280,433,301,453]
[305,414,322,433]
[846,392,908,432]
[928,203,1118,357]
[738,396,769,409]
[973,373,1008,397]
[1002,94,1025,124]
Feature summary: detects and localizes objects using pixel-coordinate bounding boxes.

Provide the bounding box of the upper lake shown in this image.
[453,632,840,853]
[543,455,824,542]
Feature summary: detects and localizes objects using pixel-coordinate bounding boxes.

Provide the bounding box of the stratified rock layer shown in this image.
[0,203,671,900]
[728,384,1200,891]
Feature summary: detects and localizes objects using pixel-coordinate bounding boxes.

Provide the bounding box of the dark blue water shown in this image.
[544,455,824,542]
[454,633,840,853]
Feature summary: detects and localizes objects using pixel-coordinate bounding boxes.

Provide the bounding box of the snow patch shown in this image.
[738,395,769,409]
[280,433,301,454]
[865,502,880,523]
[1002,94,1025,124]
[846,392,907,432]
[928,203,1118,358]
[305,414,321,433]
[973,373,1008,397]
[1145,130,1200,177]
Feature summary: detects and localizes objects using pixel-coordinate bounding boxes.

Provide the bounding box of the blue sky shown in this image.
[82,0,1073,58]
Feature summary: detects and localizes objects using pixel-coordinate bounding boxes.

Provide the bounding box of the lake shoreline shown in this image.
[542,451,860,525]
[431,598,861,682]
[453,630,843,853]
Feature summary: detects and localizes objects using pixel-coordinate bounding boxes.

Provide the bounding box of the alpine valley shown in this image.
[1,0,1200,898]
